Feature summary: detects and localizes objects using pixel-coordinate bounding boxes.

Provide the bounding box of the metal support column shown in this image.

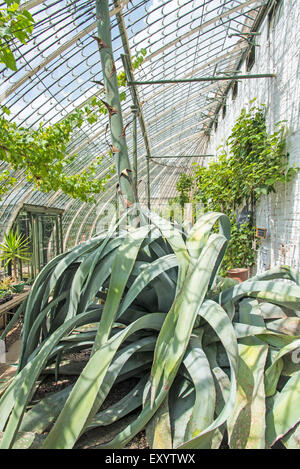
[150,155,215,159]
[121,53,152,209]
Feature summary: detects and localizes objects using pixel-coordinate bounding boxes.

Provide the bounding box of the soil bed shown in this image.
[2,323,149,448]
[32,348,149,449]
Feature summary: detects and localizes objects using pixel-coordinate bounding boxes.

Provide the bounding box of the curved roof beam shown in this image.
[19,0,45,11]
[146,105,215,142]
[156,132,209,157]
[142,0,263,63]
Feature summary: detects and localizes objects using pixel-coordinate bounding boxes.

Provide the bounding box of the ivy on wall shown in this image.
[169,173,193,218]
[172,101,298,273]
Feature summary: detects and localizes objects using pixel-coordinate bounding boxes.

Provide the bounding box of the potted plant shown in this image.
[0,230,30,288]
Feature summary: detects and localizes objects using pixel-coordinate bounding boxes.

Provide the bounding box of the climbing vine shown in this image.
[0,48,147,202]
[173,101,297,272]
[0,104,115,202]
[0,0,34,71]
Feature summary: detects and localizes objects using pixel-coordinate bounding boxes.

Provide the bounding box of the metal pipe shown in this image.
[128,74,276,86]
[150,155,214,158]
[121,53,152,210]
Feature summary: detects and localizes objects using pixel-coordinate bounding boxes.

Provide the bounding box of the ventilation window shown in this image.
[246,45,255,72]
[232,81,238,100]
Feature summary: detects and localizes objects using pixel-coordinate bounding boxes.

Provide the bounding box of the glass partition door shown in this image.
[13,207,63,280]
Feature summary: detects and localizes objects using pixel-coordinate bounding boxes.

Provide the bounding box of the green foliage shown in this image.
[194,103,293,209]
[170,173,193,209]
[0,229,30,279]
[0,288,12,299]
[0,106,114,202]
[222,221,256,272]
[0,169,16,199]
[0,209,300,449]
[0,275,13,291]
[0,1,34,71]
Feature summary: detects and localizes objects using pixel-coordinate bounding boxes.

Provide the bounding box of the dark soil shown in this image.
[2,323,149,449]
[32,349,149,449]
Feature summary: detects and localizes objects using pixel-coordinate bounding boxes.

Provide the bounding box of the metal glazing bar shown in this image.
[59,214,64,254]
[19,0,45,11]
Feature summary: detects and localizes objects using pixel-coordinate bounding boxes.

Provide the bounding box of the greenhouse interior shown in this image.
[0,0,299,451]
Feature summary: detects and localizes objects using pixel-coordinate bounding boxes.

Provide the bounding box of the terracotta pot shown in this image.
[227,268,249,283]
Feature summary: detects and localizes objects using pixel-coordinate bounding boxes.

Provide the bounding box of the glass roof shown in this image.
[0,0,266,245]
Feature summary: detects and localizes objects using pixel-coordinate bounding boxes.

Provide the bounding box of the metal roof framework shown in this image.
[0,0,271,246]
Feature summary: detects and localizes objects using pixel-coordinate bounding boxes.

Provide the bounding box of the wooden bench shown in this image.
[0,289,30,329]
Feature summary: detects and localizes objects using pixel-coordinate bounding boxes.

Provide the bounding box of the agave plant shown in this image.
[0,207,299,449]
[0,0,299,450]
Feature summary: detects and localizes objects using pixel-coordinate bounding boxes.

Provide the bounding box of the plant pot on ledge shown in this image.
[227,268,249,283]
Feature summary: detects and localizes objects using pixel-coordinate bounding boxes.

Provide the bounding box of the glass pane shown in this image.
[38,215,60,270]
[12,208,63,279]
[13,209,33,281]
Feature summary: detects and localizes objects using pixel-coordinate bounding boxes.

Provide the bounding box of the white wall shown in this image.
[205,0,300,273]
